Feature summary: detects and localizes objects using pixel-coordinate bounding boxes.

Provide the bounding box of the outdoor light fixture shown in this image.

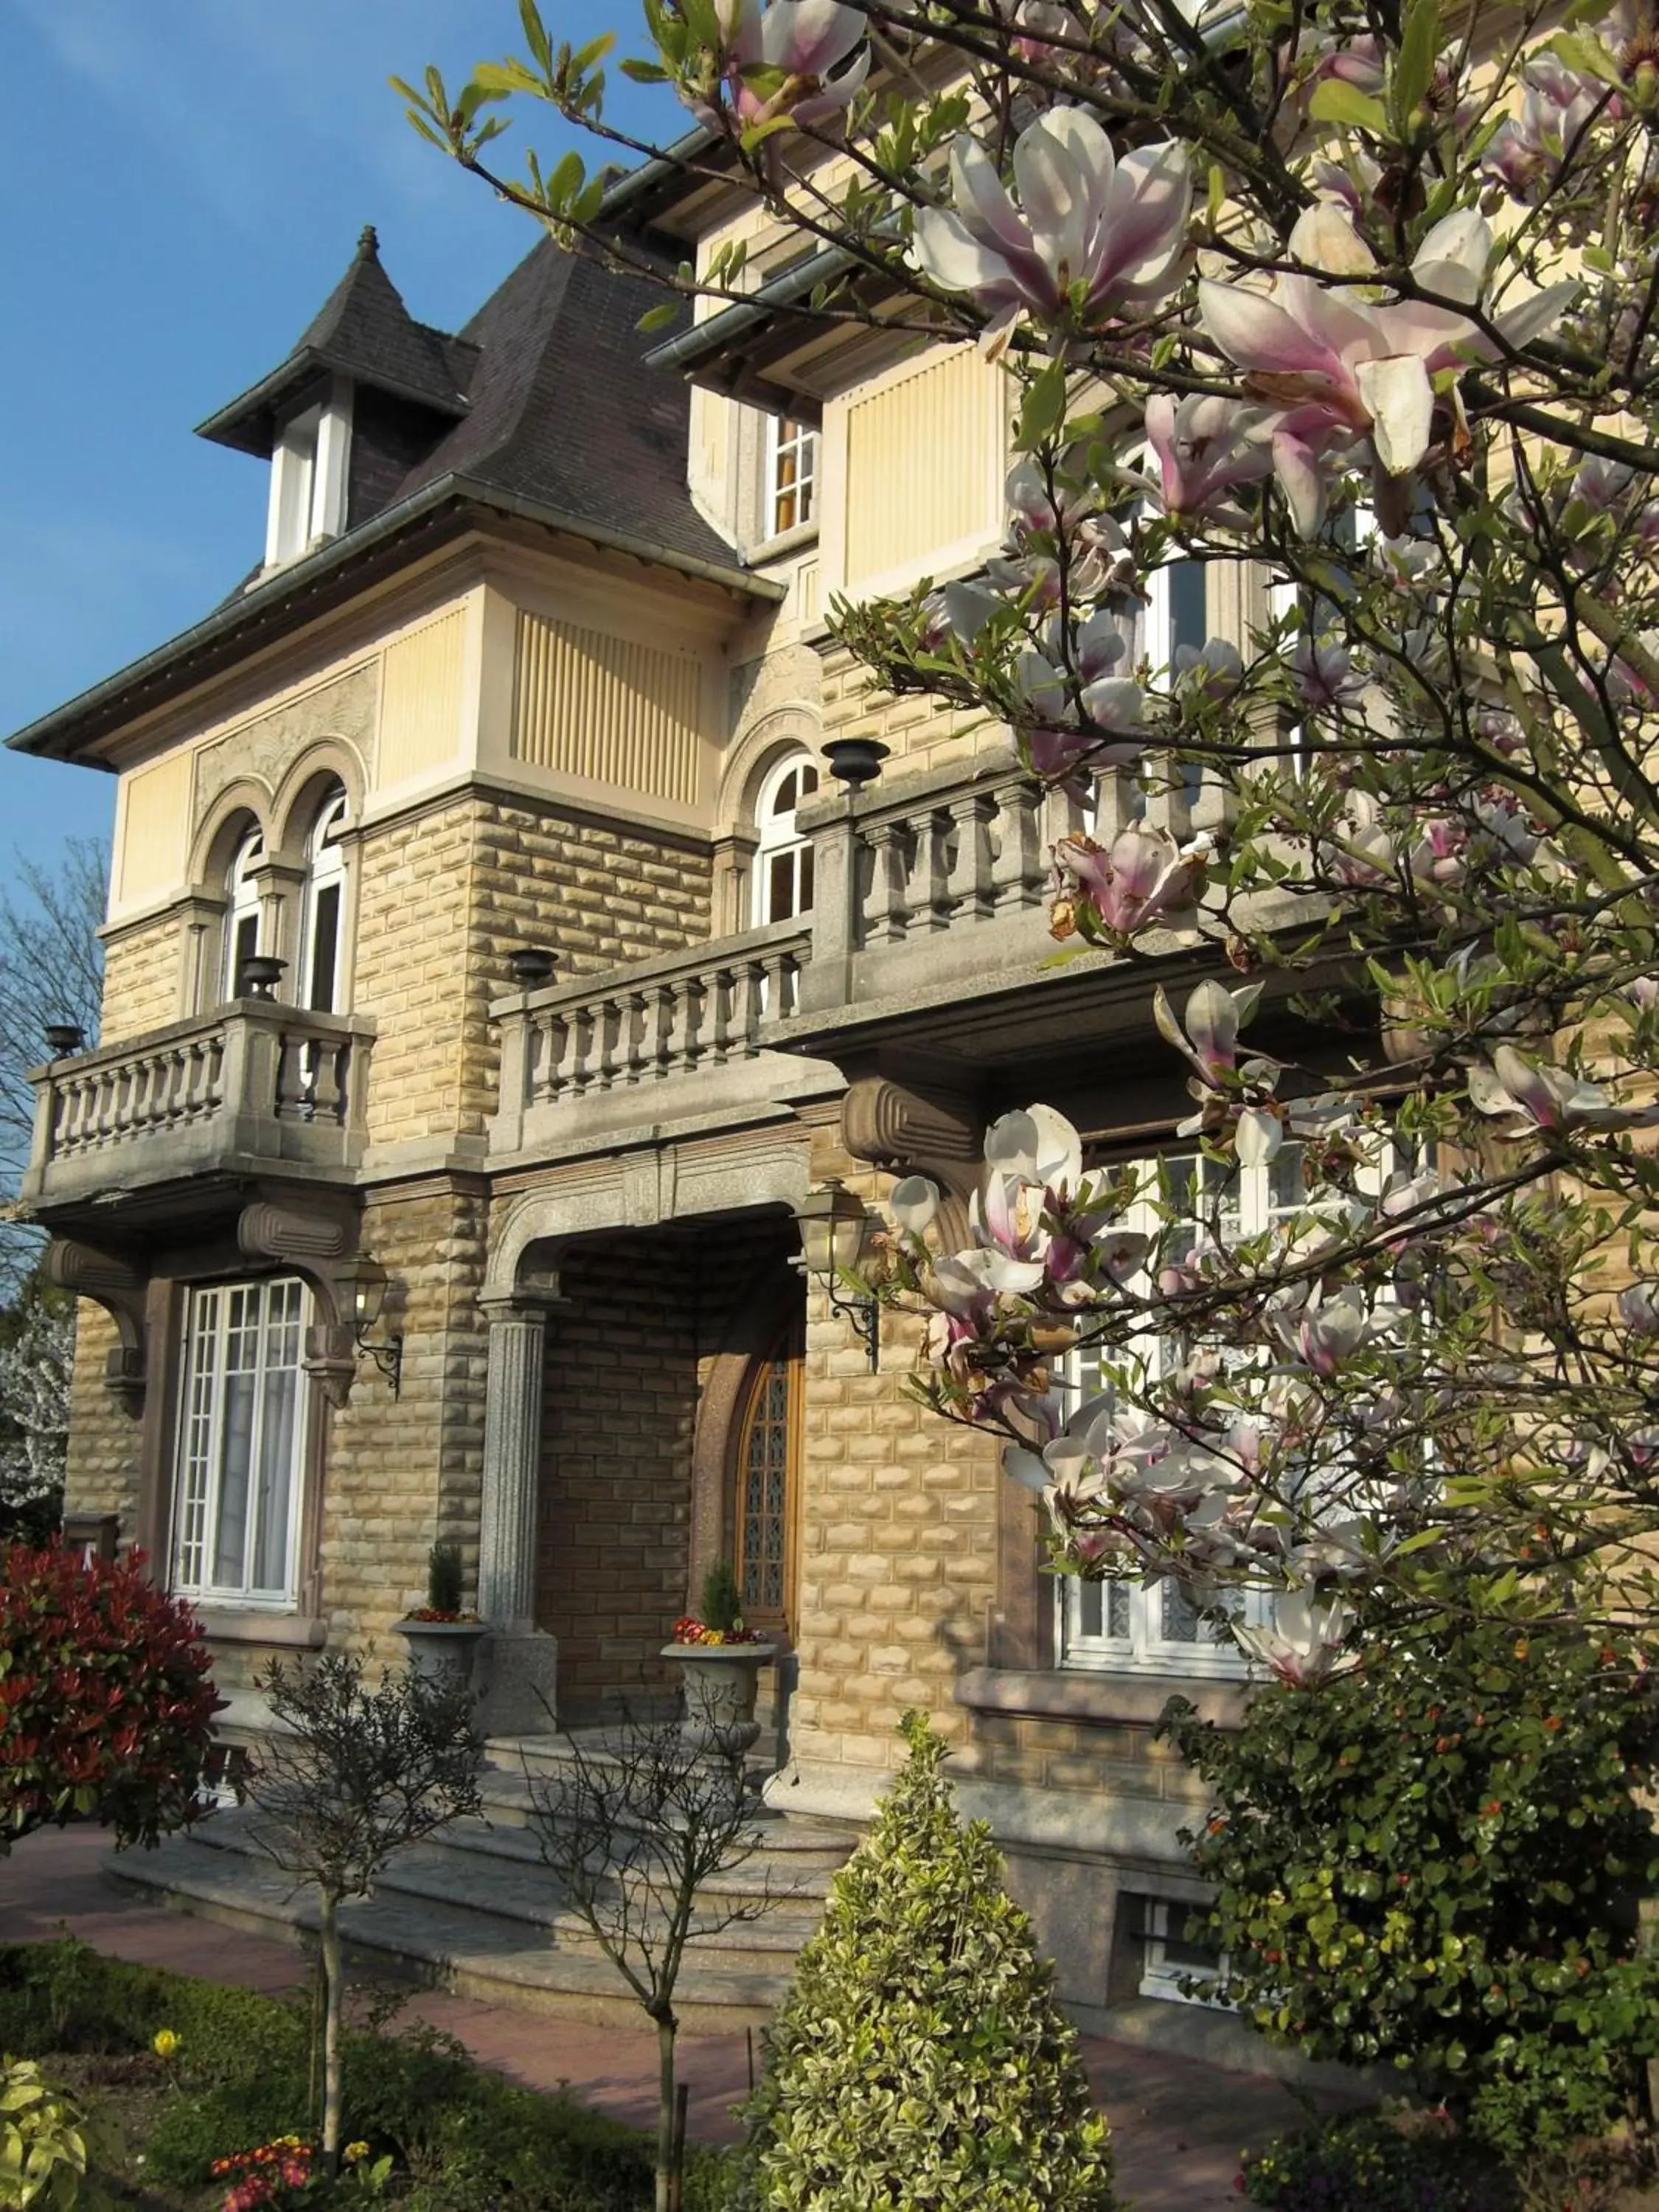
[793,1179,880,1371]
[347,1256,403,1398]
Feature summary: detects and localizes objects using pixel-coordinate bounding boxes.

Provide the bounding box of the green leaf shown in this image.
[620,58,670,82]
[1393,0,1439,124]
[1307,80,1390,135]
[636,302,681,333]
[1545,29,1624,86]
[519,0,554,75]
[572,32,616,71]
[1017,359,1068,452]
[469,58,544,97]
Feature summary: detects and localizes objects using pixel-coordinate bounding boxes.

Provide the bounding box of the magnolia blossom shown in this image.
[1469,1044,1659,1138]
[911,109,1192,347]
[1484,55,1607,197]
[1198,204,1578,506]
[973,1102,1082,1263]
[711,0,869,129]
[919,580,1004,650]
[1273,1285,1376,1377]
[1621,1281,1659,1335]
[1290,633,1366,710]
[1143,394,1274,524]
[889,1175,942,1237]
[1173,636,1245,700]
[1154,978,1264,1089]
[1233,1591,1360,1687]
[1052,821,1207,940]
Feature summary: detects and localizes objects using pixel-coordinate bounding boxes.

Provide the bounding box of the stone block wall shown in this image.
[99,919,183,1046]
[61,1303,143,1533]
[535,1212,798,1720]
[320,1178,490,1644]
[788,1157,1003,1773]
[355,791,714,1152]
[816,641,998,783]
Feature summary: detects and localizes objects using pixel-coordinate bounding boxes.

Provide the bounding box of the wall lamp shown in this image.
[793,1180,880,1371]
[347,1257,403,1399]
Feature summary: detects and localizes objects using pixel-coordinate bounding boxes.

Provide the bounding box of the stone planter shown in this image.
[394,1618,484,1697]
[661,1642,776,1757]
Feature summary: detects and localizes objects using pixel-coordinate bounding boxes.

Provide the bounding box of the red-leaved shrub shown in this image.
[0,1544,221,1851]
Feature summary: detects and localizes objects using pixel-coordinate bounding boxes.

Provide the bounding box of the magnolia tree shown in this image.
[409,0,1659,1675]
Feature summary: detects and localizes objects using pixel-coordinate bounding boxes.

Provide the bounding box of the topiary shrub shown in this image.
[0,1543,220,1851]
[1163,1618,1659,2163]
[734,1710,1119,2211]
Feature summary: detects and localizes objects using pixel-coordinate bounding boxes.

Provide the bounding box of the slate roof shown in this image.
[197,226,476,457]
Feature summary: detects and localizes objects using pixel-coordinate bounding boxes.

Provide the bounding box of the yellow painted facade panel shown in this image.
[843,349,1003,591]
[116,752,192,908]
[377,608,467,787]
[511,611,704,807]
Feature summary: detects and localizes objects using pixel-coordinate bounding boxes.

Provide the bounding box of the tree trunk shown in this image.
[319,1887,344,2174]
[655,2013,678,2212]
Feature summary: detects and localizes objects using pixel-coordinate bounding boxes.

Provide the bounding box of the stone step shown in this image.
[108,1832,797,2031]
[434,1814,841,1906]
[186,1816,825,1973]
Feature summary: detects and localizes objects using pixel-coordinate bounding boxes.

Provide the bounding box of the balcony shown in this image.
[25,1001,375,1216]
[489,747,1237,1160]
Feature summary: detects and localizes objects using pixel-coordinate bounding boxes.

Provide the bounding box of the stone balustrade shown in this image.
[487,745,1234,1156]
[25,1001,375,1208]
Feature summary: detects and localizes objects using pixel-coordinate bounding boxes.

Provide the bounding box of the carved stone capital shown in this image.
[841,1074,982,1247]
[102,1347,147,1418]
[238,1198,355,1266]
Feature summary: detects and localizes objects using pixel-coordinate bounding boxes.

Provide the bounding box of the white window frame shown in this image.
[298,786,349,1013]
[265,381,351,569]
[221,824,265,1001]
[765,416,818,541]
[1058,1136,1391,1676]
[1138,1899,1232,2008]
[1270,498,1377,776]
[171,1276,310,1609]
[750,750,820,925]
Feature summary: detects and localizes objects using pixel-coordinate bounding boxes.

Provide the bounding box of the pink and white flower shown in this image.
[712,0,869,130]
[1198,205,1579,501]
[1143,394,1275,524]
[1468,1043,1659,1137]
[911,110,1192,347]
[1234,1590,1360,1686]
[1053,821,1207,939]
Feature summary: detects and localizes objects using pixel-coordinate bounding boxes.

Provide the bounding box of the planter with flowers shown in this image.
[394,1543,483,1696]
[662,1562,776,1756]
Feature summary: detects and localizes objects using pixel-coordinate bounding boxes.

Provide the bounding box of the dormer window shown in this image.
[264,383,352,571]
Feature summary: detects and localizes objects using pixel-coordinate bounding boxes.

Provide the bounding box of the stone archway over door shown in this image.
[730,1318,804,1641]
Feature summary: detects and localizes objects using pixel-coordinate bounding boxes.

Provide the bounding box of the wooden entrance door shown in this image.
[731,1324,803,1640]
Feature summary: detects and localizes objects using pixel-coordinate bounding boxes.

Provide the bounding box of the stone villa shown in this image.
[14,145,1304,2038]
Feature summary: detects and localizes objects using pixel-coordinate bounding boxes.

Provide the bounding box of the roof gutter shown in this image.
[643,243,859,382]
[8,473,779,763]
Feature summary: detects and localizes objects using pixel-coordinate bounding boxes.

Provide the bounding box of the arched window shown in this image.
[751,751,819,925]
[221,824,265,999]
[731,1321,803,1635]
[297,784,349,1012]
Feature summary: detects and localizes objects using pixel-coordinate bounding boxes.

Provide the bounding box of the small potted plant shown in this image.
[394,1543,483,1695]
[661,1560,776,1757]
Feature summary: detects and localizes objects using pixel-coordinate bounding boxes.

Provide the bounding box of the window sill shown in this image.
[191,1608,327,1650]
[749,520,819,567]
[956,1664,1248,1730]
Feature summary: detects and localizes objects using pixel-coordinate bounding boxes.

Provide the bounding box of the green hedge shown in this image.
[0,1939,731,2211]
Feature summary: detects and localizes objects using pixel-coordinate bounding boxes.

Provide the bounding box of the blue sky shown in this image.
[0,0,668,886]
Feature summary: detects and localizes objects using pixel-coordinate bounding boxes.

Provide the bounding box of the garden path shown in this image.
[0,1826,1322,2210]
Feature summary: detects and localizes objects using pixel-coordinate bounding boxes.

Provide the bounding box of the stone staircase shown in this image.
[107,1739,858,2031]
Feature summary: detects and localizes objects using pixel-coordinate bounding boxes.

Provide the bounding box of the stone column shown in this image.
[476,1288,563,1736]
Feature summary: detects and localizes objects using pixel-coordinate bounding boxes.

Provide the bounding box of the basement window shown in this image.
[1138,1899,1231,2007]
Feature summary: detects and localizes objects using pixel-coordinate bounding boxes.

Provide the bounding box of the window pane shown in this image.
[307,884,340,1012]
[176,1278,306,1603]
[740,1354,792,1613]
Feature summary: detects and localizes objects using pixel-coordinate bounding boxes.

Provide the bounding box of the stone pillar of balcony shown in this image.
[476,1283,564,1736]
